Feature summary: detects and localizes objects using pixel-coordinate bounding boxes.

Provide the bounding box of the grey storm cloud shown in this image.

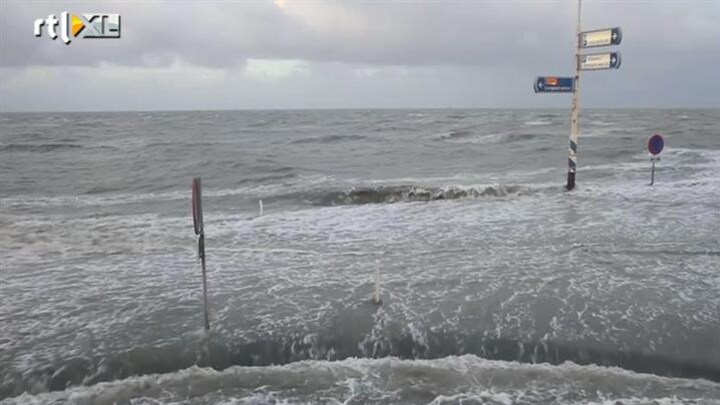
[2,0,715,68]
[1,1,568,68]
[0,0,718,111]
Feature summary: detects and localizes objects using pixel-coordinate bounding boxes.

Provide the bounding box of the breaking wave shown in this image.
[8,355,720,405]
[440,129,475,140]
[0,184,531,210]
[437,130,543,144]
[290,134,367,144]
[524,120,553,126]
[313,184,528,206]
[0,143,83,153]
[3,328,719,399]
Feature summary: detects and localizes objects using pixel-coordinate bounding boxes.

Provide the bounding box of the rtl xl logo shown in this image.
[34,12,121,44]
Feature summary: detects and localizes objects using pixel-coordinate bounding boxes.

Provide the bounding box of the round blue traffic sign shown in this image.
[648,134,664,155]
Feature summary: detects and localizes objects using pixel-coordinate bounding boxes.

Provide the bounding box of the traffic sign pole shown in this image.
[192,177,210,331]
[648,134,665,186]
[567,0,582,190]
[650,158,656,185]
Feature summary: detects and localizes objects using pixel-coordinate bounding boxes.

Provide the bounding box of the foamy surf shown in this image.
[1,109,718,403]
[3,355,719,405]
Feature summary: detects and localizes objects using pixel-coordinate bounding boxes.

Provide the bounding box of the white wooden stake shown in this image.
[259,199,264,216]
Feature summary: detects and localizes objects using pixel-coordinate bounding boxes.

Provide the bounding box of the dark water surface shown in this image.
[1,109,719,404]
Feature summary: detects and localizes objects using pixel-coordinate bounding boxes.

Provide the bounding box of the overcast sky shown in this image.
[1,0,718,112]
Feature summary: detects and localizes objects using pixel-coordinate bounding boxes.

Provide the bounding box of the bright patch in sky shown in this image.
[244,59,309,80]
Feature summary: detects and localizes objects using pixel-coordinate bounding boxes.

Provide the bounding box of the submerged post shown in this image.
[192,177,210,331]
[373,260,382,305]
[566,0,583,190]
[650,159,656,185]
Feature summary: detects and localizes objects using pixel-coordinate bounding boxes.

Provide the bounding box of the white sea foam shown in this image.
[3,356,719,404]
[2,110,718,403]
[524,120,552,126]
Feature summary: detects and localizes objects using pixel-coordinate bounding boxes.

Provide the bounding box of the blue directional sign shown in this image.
[534,76,575,93]
[579,52,621,70]
[580,27,622,48]
[648,134,664,155]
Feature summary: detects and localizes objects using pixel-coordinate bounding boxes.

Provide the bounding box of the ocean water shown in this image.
[0,109,718,404]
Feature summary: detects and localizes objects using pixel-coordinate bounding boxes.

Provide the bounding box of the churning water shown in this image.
[0,109,719,404]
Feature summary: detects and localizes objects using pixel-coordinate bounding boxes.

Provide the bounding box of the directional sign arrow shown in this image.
[579,52,621,70]
[534,76,574,93]
[579,27,622,48]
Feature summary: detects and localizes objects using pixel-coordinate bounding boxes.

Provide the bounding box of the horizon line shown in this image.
[2,106,719,114]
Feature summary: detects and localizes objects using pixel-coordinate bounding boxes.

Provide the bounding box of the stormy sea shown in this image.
[0,109,718,404]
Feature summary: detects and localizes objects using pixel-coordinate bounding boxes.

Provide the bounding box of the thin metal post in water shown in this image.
[259,199,264,216]
[200,233,209,331]
[374,260,382,305]
[650,158,656,185]
[192,177,210,331]
[567,0,583,190]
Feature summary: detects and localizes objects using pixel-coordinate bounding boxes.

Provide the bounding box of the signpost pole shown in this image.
[650,158,656,185]
[200,232,210,331]
[192,177,210,331]
[535,2,620,188]
[567,0,582,190]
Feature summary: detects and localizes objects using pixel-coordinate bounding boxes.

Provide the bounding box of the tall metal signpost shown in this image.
[534,0,622,190]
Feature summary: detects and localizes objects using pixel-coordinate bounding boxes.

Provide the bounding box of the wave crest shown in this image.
[0,143,83,153]
[4,330,719,400]
[318,184,527,206]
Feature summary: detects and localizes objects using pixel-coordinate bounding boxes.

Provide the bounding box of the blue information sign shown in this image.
[534,76,575,93]
[648,134,664,155]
